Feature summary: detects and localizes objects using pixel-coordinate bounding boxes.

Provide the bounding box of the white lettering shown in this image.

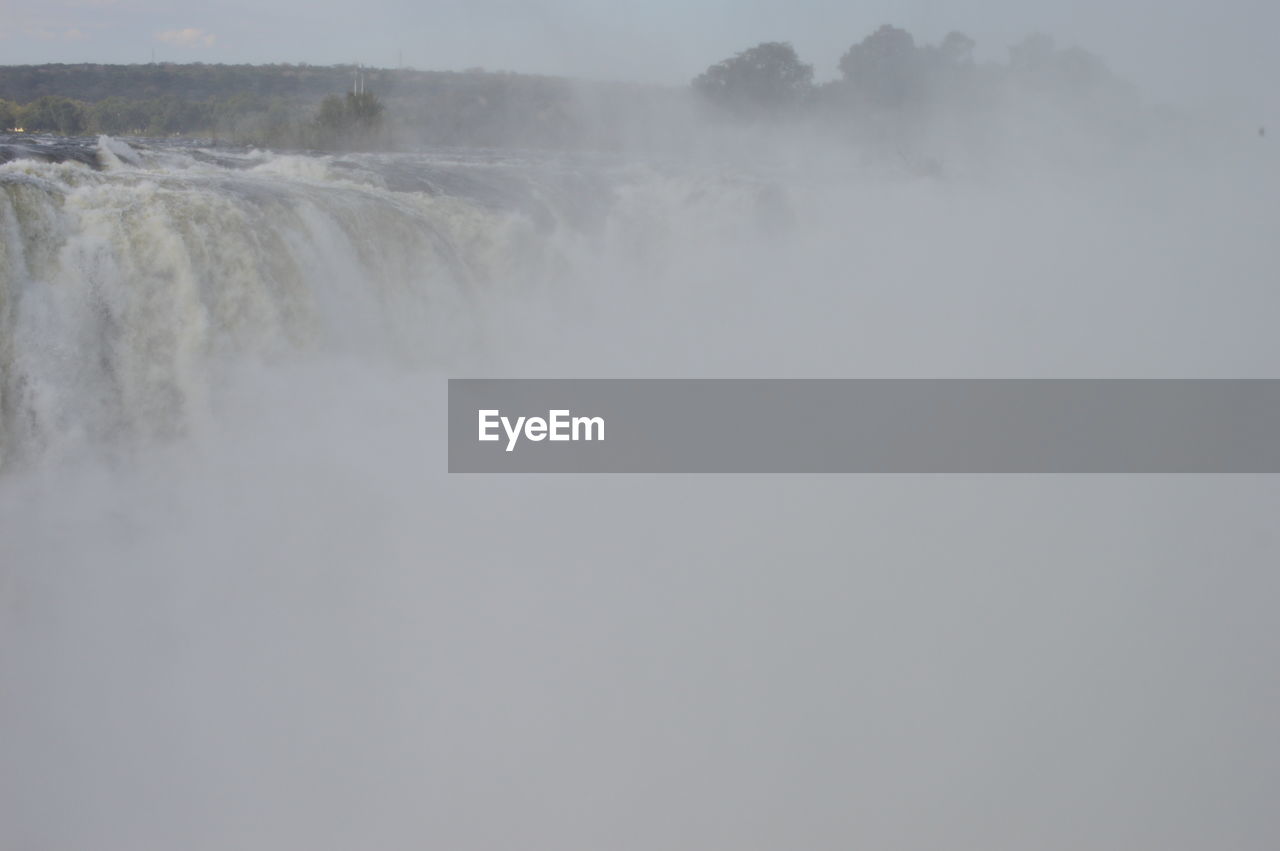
[479,410,604,452]
[549,410,570,441]
[573,415,604,442]
[502,415,526,452]
[478,410,500,441]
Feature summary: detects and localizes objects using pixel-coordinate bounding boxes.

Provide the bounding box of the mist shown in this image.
[2,17,1280,851]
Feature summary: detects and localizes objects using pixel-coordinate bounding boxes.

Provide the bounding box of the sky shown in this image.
[1,0,1277,116]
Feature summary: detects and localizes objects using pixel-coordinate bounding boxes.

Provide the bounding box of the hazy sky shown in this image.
[2,0,1276,114]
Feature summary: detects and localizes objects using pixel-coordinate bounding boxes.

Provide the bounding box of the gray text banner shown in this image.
[448,379,1280,473]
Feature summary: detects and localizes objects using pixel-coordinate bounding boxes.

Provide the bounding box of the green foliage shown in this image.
[346,92,384,127]
[316,94,348,131]
[0,63,396,105]
[1008,35,1119,99]
[693,42,814,117]
[18,96,86,134]
[0,63,624,149]
[1009,34,1058,72]
[88,97,149,134]
[939,31,976,66]
[815,25,988,114]
[137,96,213,135]
[0,35,1133,150]
[311,91,386,149]
[838,25,922,107]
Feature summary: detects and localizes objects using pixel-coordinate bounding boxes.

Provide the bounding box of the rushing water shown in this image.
[2,131,1279,850]
[0,135,832,467]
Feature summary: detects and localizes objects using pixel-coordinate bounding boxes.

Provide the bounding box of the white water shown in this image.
[2,132,1279,850]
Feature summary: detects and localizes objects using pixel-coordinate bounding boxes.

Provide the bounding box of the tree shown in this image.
[0,99,15,131]
[1009,33,1056,73]
[18,96,86,134]
[938,31,976,67]
[1052,47,1114,93]
[838,25,922,107]
[692,42,813,117]
[316,93,350,132]
[313,90,385,148]
[346,91,384,128]
[89,97,141,134]
[1007,35,1120,99]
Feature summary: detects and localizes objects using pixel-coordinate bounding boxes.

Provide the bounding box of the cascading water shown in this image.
[0,140,566,467]
[0,136,793,468]
[2,128,1280,851]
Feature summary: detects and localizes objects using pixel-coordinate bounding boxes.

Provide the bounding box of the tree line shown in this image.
[0,26,1135,151]
[0,67,595,149]
[0,91,391,149]
[0,63,406,105]
[0,93,295,138]
[692,27,1126,119]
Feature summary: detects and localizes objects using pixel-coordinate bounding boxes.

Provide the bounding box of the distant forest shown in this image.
[0,28,1143,152]
[0,63,641,148]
